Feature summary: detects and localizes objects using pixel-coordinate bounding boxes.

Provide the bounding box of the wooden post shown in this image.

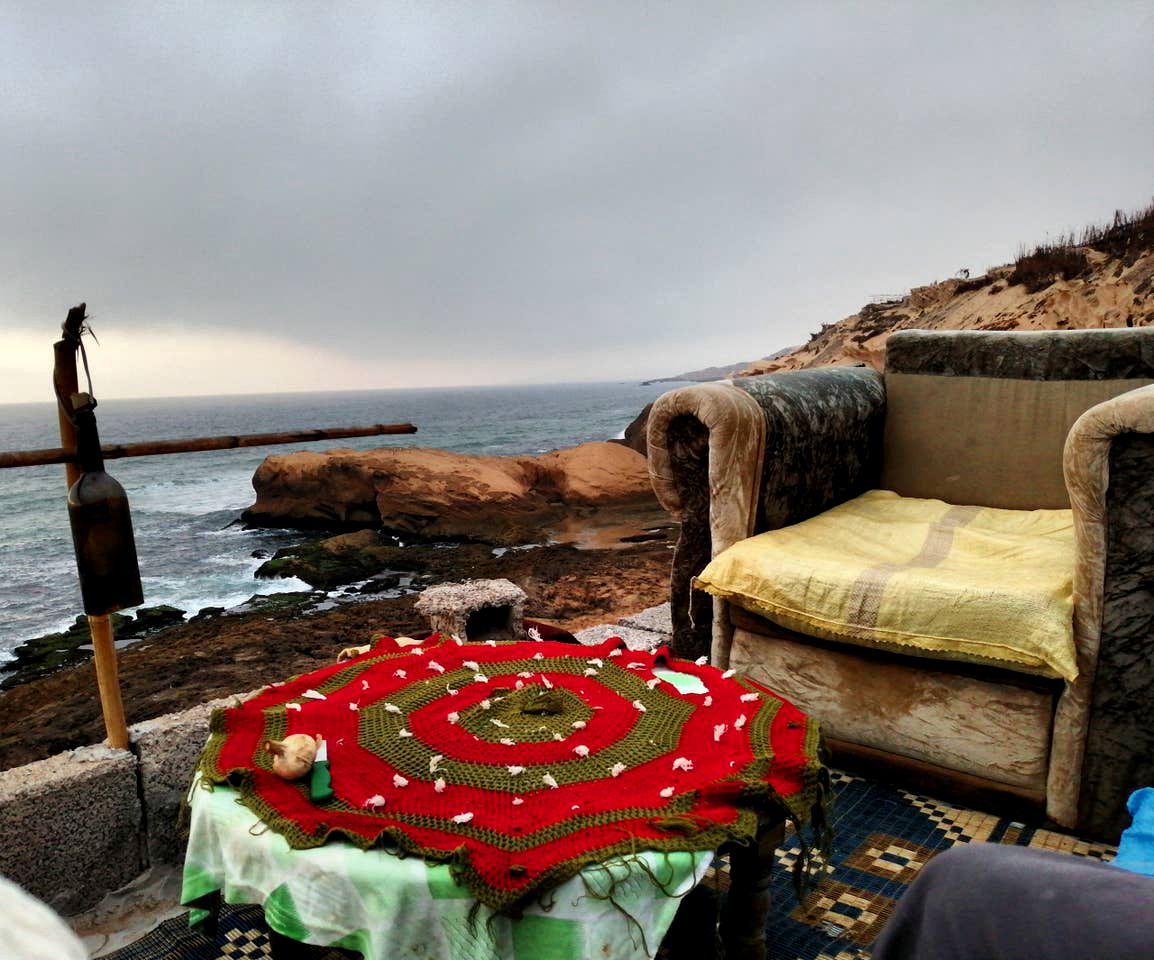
[87,615,130,748]
[55,304,130,750]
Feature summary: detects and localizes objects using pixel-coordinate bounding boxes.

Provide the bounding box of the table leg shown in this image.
[197,891,221,938]
[267,927,362,959]
[268,928,322,959]
[719,819,785,960]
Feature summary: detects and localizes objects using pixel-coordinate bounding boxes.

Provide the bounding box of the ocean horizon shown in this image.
[0,380,675,664]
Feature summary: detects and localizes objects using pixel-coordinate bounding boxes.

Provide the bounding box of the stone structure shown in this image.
[415,578,527,642]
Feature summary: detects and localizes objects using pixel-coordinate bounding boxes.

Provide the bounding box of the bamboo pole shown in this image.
[0,422,418,470]
[54,304,129,750]
[87,615,130,749]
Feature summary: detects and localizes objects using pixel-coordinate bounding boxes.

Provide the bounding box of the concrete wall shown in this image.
[0,745,144,916]
[0,690,257,916]
[132,693,251,867]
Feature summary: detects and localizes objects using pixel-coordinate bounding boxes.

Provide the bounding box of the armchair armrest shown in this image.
[1056,384,1154,836]
[647,367,886,661]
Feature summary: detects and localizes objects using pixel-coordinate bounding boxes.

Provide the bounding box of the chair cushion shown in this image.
[694,490,1076,680]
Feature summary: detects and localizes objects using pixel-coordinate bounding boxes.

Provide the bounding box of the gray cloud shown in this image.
[3,2,1152,388]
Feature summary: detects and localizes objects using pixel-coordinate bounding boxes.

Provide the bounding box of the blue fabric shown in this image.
[1113,787,1154,878]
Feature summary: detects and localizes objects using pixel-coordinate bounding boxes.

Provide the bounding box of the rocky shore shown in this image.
[241,439,656,543]
[0,429,677,770]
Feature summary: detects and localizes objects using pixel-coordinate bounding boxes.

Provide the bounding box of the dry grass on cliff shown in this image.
[1008,199,1154,293]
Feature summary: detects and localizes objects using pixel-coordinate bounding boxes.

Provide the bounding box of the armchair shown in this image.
[647,329,1154,840]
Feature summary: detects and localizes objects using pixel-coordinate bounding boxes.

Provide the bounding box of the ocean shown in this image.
[0,380,673,665]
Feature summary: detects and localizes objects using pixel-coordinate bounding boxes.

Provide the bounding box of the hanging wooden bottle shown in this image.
[67,401,144,615]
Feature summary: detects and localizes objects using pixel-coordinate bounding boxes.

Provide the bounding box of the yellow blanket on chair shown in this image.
[695,489,1077,680]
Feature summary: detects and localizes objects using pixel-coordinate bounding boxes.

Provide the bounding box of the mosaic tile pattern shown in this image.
[683,771,1117,960]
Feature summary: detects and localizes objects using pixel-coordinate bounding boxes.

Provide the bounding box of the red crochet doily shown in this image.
[199,633,824,913]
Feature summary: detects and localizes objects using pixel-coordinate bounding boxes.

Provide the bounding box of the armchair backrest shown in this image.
[881,329,1154,509]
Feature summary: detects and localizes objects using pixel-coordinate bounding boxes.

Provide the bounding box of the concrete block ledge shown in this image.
[131,691,257,867]
[0,744,144,916]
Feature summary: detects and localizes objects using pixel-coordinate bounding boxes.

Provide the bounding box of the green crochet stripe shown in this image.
[196,648,828,915]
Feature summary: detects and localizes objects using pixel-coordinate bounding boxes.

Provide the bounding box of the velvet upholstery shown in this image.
[647,368,884,662]
[646,330,1154,839]
[886,328,1154,380]
[1059,385,1154,837]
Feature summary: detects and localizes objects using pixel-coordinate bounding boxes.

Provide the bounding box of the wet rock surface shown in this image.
[2,605,188,691]
[242,442,657,545]
[0,513,677,771]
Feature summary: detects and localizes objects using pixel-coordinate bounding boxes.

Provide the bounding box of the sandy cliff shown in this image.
[740,210,1154,377]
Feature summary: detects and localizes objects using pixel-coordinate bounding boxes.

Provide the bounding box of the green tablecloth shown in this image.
[182,670,715,959]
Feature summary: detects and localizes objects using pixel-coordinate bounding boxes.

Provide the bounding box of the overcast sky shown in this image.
[2,2,1152,402]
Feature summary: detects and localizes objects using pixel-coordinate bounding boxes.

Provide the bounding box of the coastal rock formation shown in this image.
[739,210,1154,377]
[243,441,656,545]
